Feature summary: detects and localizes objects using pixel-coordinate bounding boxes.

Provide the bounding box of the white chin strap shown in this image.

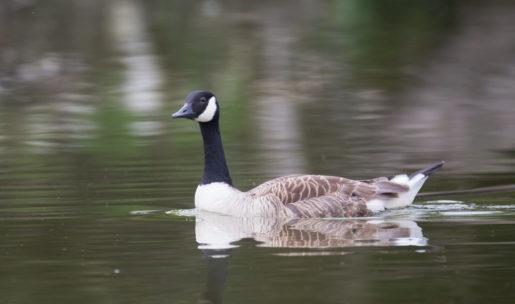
[195,97,217,122]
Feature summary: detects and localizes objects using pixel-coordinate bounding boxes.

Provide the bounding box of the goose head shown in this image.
[172,90,219,122]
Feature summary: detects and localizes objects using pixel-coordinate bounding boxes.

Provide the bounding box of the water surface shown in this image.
[1,0,515,303]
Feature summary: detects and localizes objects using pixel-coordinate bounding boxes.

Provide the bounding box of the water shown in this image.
[1,0,515,303]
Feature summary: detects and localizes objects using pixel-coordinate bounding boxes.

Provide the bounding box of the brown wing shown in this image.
[247,175,349,204]
[248,174,396,203]
[285,192,371,218]
[247,174,409,218]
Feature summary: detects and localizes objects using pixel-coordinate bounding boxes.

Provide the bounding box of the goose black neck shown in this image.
[199,120,232,185]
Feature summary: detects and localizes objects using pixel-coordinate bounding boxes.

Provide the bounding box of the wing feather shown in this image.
[247,174,408,218]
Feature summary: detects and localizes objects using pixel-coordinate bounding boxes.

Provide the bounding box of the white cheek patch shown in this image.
[195,97,217,122]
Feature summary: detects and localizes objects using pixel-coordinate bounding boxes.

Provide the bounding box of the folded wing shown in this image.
[247,174,409,217]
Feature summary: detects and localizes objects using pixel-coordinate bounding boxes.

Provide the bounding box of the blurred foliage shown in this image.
[304,0,457,90]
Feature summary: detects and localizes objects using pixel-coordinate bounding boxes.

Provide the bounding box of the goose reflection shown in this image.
[197,212,427,303]
[196,212,427,250]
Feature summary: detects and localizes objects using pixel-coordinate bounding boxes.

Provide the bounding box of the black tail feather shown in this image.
[409,161,444,178]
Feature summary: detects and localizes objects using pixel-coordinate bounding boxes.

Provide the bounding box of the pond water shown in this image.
[1,0,515,303]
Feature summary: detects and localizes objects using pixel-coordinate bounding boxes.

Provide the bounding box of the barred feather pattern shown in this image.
[245,174,405,218]
[258,219,414,248]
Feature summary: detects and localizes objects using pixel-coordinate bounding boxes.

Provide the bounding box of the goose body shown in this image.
[172,91,444,218]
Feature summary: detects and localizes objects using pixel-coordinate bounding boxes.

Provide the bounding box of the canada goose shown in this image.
[172,90,444,218]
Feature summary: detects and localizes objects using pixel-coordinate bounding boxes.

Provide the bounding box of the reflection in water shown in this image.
[254,4,307,175]
[196,212,427,250]
[196,212,426,303]
[201,249,230,304]
[109,0,164,136]
[0,1,513,180]
[392,2,515,174]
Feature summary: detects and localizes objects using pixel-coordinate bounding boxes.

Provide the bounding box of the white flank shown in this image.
[366,199,385,212]
[195,96,217,122]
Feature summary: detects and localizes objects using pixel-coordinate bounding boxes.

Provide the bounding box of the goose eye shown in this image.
[200,97,207,103]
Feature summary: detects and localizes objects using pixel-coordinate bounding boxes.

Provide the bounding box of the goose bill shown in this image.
[172,103,195,119]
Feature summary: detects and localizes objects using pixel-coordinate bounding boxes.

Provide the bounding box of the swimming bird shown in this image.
[172,90,444,218]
